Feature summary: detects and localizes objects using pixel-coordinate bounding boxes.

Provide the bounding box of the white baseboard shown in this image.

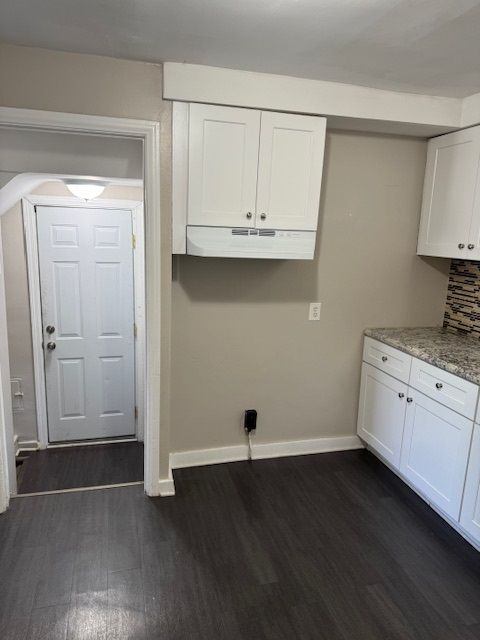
[16,439,40,454]
[158,469,175,496]
[170,434,363,470]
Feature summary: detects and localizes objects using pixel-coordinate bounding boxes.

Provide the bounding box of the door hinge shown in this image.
[133,322,137,338]
[132,233,136,249]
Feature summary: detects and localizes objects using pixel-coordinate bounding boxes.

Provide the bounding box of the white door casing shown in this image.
[357,363,407,467]
[255,111,326,230]
[36,206,135,442]
[188,103,261,228]
[400,389,473,520]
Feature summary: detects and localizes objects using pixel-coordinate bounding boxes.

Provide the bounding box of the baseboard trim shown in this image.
[16,439,40,455]
[158,469,175,496]
[170,435,363,470]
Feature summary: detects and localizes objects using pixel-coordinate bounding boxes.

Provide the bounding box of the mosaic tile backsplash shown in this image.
[444,260,480,337]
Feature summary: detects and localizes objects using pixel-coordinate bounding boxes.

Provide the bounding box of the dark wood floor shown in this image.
[1,450,480,639]
[17,441,144,494]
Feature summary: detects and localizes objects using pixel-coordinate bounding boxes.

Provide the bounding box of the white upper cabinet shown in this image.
[255,112,326,230]
[417,126,480,259]
[186,103,326,231]
[188,104,261,228]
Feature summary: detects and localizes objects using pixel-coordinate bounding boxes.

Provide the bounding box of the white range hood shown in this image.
[186,226,316,260]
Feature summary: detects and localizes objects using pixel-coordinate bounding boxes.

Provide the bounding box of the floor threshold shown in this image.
[12,480,144,498]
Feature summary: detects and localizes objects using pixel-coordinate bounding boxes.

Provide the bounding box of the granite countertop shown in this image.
[364,327,480,386]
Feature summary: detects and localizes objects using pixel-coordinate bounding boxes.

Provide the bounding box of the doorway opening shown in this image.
[3,184,145,495]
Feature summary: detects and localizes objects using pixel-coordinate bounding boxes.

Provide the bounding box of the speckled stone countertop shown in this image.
[364,327,480,386]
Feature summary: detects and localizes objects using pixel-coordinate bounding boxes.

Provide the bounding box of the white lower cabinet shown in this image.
[460,424,480,544]
[400,390,473,520]
[357,363,407,468]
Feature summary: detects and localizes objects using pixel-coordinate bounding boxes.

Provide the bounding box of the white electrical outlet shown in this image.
[309,302,322,321]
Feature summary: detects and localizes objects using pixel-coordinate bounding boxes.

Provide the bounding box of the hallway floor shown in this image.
[16,441,143,494]
[1,450,480,639]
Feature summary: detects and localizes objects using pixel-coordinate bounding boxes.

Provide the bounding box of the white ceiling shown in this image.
[2,0,480,98]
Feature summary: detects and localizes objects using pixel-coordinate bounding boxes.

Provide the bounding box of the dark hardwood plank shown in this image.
[1,450,480,639]
[17,442,143,493]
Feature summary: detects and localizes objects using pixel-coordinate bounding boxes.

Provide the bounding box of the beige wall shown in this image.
[0,44,172,475]
[171,131,450,452]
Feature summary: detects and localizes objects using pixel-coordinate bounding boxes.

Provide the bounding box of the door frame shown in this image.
[0,106,170,511]
[22,195,145,448]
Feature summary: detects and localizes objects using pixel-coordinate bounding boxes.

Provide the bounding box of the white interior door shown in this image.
[357,363,407,468]
[36,206,135,442]
[187,103,260,228]
[255,112,326,230]
[400,390,473,520]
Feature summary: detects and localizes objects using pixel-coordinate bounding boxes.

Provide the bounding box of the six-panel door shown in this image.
[417,127,480,259]
[357,363,407,467]
[255,112,326,230]
[460,423,480,544]
[187,103,261,228]
[36,206,136,442]
[400,389,473,519]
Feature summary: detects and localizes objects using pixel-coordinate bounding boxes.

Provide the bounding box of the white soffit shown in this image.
[164,63,480,136]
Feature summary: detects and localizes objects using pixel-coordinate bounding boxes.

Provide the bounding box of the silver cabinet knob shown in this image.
[381,356,388,362]
[435,382,443,389]
[398,392,405,399]
[458,243,465,249]
[468,243,475,250]
[260,213,267,220]
[46,325,55,334]
[46,341,56,351]
[406,397,413,403]
[246,212,252,219]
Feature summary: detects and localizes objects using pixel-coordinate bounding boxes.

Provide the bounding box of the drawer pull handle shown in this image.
[381,356,388,362]
[398,392,405,399]
[406,397,413,403]
[435,382,443,390]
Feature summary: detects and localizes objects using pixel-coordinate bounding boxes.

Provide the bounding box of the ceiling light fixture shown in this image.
[64,179,107,201]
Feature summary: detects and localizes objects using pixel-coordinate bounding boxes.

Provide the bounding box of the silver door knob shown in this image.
[406,397,413,403]
[468,243,475,250]
[260,213,267,220]
[46,325,55,334]
[46,342,56,351]
[246,212,252,219]
[398,392,405,399]
[458,243,465,249]
[381,356,388,362]
[435,382,443,389]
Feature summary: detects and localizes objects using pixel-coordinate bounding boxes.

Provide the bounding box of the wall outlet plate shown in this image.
[309,302,322,321]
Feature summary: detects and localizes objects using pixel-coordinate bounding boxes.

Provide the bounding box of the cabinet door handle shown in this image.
[458,243,465,249]
[468,243,475,250]
[246,212,252,219]
[398,392,405,399]
[406,397,413,403]
[381,356,388,362]
[435,382,443,389]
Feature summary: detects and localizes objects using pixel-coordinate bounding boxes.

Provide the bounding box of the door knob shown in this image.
[46,342,56,351]
[46,325,55,334]
[260,213,267,220]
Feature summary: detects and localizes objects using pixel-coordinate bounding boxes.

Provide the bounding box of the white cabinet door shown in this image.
[400,390,473,520]
[37,207,135,442]
[357,363,407,468]
[188,103,260,228]
[255,112,326,231]
[460,423,480,543]
[417,127,480,259]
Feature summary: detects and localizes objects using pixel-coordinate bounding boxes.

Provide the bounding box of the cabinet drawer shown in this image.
[409,357,478,419]
[363,337,411,383]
